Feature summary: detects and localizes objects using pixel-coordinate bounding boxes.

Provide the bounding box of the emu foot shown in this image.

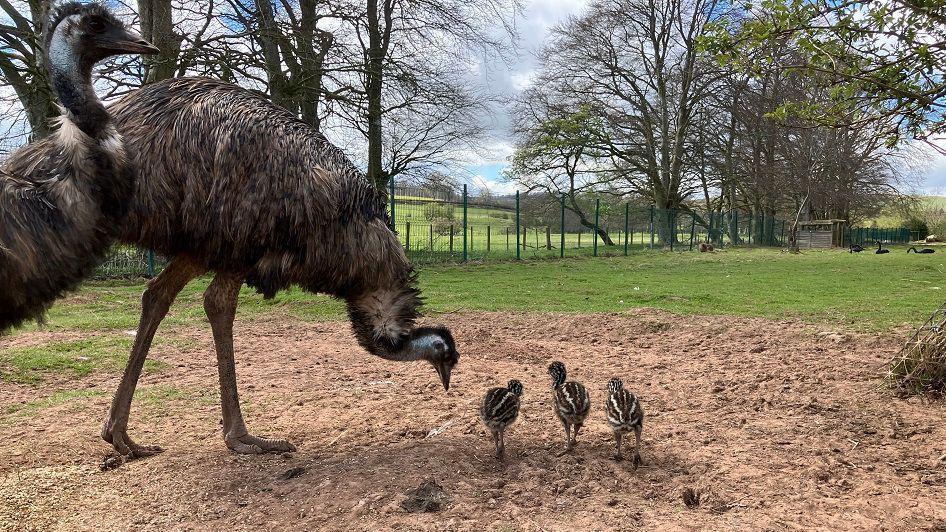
[226,433,296,454]
[102,423,164,459]
[632,452,643,470]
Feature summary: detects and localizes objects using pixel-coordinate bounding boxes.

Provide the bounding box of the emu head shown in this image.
[47,2,158,72]
[548,361,566,389]
[347,283,459,391]
[507,379,524,397]
[409,326,459,391]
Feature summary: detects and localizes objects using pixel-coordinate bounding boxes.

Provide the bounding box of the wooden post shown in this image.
[469,226,474,252]
[429,224,433,251]
[405,221,411,251]
[546,226,552,250]
[578,230,582,248]
[449,225,454,253]
[506,226,510,251]
[523,226,527,250]
[487,225,491,252]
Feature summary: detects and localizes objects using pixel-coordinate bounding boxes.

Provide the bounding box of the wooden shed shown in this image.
[796,219,847,248]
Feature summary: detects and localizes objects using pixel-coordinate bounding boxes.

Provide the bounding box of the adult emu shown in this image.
[0,3,157,332]
[102,78,459,457]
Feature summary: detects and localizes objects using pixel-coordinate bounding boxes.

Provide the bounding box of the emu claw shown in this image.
[226,433,296,454]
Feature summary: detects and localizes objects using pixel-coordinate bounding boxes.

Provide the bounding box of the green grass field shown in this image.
[13,247,946,334]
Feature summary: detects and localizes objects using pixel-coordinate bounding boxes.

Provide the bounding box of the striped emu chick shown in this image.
[605,377,644,468]
[548,361,591,453]
[480,380,523,460]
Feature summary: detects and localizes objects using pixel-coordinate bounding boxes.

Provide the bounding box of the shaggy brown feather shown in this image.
[108,77,440,356]
[0,3,152,332]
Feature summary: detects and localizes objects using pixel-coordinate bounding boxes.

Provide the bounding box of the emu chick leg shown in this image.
[613,430,623,461]
[103,258,203,457]
[632,425,643,470]
[204,272,296,454]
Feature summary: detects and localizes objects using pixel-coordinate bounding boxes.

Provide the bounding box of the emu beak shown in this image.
[101,27,160,55]
[435,362,451,392]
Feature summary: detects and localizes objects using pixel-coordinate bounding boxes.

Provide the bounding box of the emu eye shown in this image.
[432,340,445,352]
[88,18,105,32]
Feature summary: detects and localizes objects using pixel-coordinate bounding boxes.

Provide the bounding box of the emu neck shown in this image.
[48,40,108,137]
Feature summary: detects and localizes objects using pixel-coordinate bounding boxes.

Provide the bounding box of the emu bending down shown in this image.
[103,78,458,457]
[0,3,156,332]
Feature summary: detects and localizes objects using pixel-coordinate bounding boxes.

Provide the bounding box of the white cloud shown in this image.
[471,174,523,196]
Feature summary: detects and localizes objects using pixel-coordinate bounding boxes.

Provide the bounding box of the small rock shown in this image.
[607,498,619,507]
[278,466,307,481]
[682,487,701,509]
[100,454,124,471]
[401,479,452,513]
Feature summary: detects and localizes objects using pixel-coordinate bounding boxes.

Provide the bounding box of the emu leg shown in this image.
[572,423,583,448]
[491,430,501,460]
[204,272,295,454]
[631,425,643,470]
[557,419,572,455]
[612,431,623,461]
[102,258,203,457]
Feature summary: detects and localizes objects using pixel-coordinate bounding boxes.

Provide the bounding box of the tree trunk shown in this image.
[565,195,615,246]
[0,0,57,138]
[365,0,391,190]
[297,0,332,130]
[138,0,181,84]
[255,0,294,112]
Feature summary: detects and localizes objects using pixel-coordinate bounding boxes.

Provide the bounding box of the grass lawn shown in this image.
[11,246,946,334]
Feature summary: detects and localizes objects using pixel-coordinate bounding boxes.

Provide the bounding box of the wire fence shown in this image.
[93,179,910,277]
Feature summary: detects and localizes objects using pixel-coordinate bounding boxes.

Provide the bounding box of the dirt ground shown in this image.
[1,309,945,531]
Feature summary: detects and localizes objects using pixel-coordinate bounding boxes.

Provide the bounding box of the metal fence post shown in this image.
[624,203,629,256]
[462,184,468,262]
[515,191,521,260]
[560,193,566,258]
[593,199,600,257]
[689,216,696,251]
[389,175,396,232]
[666,209,677,251]
[649,205,655,249]
[147,249,155,277]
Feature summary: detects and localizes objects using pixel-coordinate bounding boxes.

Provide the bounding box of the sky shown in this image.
[465,0,946,197]
[461,0,589,196]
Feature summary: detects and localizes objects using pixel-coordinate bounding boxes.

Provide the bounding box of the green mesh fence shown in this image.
[93,179,910,277]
